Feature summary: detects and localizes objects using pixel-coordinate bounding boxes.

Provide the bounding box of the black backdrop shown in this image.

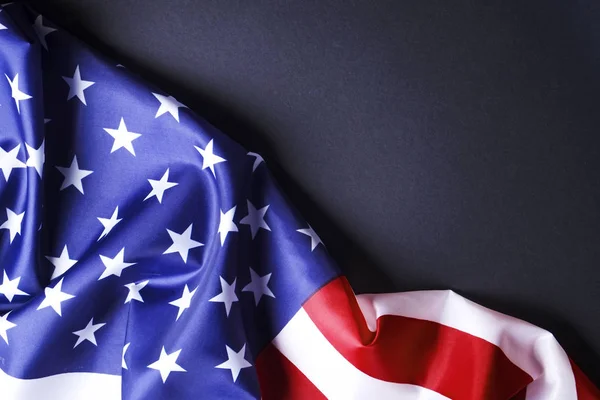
[28,0,600,383]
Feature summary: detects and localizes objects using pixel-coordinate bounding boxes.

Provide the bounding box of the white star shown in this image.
[152,93,186,122]
[242,268,275,305]
[5,73,32,114]
[37,278,75,316]
[0,271,28,302]
[218,206,238,246]
[209,277,238,317]
[122,342,131,369]
[144,169,178,203]
[0,144,26,181]
[25,140,45,178]
[247,152,264,172]
[240,200,271,239]
[97,206,122,241]
[215,344,252,382]
[124,280,149,304]
[62,65,95,105]
[56,155,93,194]
[297,225,323,251]
[0,208,24,243]
[194,139,226,178]
[46,245,78,280]
[163,224,203,263]
[0,10,6,31]
[103,118,142,156]
[169,285,197,321]
[98,248,136,280]
[72,318,105,348]
[0,312,16,345]
[147,347,186,383]
[33,15,56,50]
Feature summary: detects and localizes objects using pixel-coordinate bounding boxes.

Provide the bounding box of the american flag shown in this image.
[0,4,598,399]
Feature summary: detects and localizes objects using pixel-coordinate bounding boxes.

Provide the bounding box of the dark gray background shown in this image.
[28,0,600,382]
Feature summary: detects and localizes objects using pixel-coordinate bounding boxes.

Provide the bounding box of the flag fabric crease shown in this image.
[0,4,598,399]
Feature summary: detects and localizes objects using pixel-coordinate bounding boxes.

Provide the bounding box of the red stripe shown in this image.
[570,359,600,400]
[303,277,532,400]
[256,342,326,400]
[510,389,527,400]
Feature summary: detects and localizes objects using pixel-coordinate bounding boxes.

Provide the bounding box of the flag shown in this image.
[0,4,598,399]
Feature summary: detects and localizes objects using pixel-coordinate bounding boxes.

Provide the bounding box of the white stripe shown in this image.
[356,290,578,400]
[272,308,450,400]
[0,368,121,400]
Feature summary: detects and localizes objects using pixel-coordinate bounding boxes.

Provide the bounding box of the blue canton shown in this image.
[0,4,340,399]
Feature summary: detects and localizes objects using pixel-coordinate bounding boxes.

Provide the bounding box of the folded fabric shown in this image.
[0,4,598,399]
